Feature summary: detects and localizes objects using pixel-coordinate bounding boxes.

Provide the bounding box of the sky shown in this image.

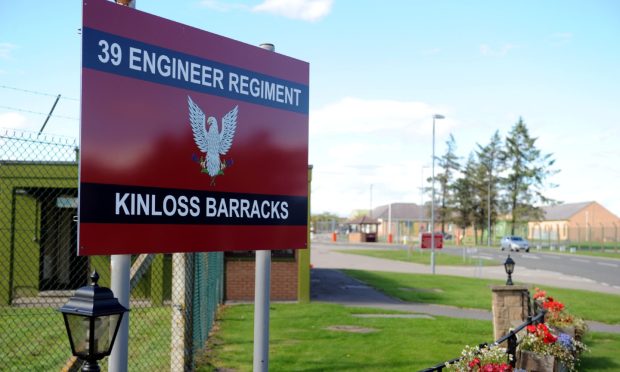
[1,0,619,218]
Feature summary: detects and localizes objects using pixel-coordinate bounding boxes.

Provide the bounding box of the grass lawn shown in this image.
[336,248,501,266]
[197,303,494,372]
[0,306,171,371]
[196,302,620,371]
[344,270,620,324]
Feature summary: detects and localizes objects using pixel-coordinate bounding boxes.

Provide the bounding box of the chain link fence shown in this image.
[528,224,620,252]
[1,130,223,371]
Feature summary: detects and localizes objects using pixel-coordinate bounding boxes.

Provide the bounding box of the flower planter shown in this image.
[516,350,554,372]
[553,325,575,338]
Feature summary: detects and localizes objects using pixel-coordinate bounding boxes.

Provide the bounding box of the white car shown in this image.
[500,236,530,252]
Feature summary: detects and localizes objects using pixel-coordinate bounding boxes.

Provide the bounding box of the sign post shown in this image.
[109,2,135,371]
[80,1,309,371]
[252,42,275,372]
[80,0,309,256]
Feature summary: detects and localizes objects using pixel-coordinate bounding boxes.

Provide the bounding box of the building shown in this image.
[371,203,431,243]
[527,201,620,243]
[345,215,380,242]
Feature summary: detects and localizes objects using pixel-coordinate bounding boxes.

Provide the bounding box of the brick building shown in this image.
[527,201,620,243]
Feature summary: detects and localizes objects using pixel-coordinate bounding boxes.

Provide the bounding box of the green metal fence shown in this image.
[0,130,224,371]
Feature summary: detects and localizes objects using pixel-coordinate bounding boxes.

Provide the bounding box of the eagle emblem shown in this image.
[188,96,238,185]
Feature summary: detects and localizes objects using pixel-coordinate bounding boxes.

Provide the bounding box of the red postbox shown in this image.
[421,233,443,249]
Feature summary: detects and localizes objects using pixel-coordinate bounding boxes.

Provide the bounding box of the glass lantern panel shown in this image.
[65,314,89,357]
[94,314,122,355]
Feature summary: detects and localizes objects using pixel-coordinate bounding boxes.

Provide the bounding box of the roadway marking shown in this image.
[570,258,590,263]
[597,262,619,268]
[519,255,540,260]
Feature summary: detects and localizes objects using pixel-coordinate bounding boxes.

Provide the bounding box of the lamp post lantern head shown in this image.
[504,255,515,285]
[433,114,445,120]
[59,271,129,372]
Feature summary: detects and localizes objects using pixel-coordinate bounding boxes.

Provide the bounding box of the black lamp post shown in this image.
[59,271,129,372]
[504,255,515,286]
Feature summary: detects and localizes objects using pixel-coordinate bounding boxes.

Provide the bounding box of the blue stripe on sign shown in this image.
[82,27,309,114]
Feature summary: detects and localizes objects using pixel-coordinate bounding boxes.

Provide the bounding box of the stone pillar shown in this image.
[491,285,530,341]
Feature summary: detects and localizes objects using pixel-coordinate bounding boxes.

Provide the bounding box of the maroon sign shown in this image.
[420,233,443,249]
[79,0,309,255]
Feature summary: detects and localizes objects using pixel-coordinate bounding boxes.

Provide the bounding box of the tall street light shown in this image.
[431,114,444,274]
[487,166,492,247]
[420,165,430,232]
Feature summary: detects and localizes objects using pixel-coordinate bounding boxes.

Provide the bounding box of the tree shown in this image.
[503,118,558,234]
[452,155,477,232]
[434,134,461,233]
[311,212,343,233]
[476,131,505,245]
[452,153,486,245]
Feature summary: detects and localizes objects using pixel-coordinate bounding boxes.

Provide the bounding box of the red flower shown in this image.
[469,358,481,368]
[533,288,546,299]
[543,300,564,312]
[543,331,558,344]
[526,325,537,333]
[537,323,550,332]
[479,363,512,372]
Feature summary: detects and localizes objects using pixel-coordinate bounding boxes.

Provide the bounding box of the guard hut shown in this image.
[347,215,379,243]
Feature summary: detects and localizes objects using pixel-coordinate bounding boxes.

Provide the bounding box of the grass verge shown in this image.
[344,270,620,324]
[197,303,494,372]
[336,248,500,266]
[0,306,171,370]
[197,302,620,371]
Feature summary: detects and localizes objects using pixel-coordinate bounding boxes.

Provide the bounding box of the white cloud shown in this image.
[252,0,333,22]
[0,112,27,129]
[311,97,454,136]
[0,42,17,60]
[479,43,518,57]
[198,0,248,12]
[309,97,455,216]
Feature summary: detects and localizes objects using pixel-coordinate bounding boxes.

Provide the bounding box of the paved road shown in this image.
[312,240,620,295]
[310,240,620,333]
[450,246,620,289]
[311,241,620,295]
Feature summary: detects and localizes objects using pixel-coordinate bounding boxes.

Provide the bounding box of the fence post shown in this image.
[614,223,618,253]
[170,253,194,372]
[506,330,517,368]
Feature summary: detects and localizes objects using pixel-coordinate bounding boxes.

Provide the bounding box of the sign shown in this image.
[79,0,309,255]
[420,233,443,249]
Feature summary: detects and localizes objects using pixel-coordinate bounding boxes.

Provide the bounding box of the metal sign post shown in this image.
[80,3,308,371]
[109,2,135,371]
[253,42,275,372]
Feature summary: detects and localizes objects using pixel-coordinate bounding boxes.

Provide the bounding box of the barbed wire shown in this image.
[0,84,79,101]
[0,127,77,144]
[0,105,79,121]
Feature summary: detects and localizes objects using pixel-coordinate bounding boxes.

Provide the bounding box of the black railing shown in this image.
[419,310,546,372]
